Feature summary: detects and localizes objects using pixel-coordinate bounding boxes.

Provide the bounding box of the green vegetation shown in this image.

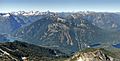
[0,41,69,61]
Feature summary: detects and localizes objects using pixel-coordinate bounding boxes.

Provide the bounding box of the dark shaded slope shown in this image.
[0,41,67,61]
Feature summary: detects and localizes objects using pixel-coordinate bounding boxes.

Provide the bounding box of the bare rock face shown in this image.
[66,49,114,61]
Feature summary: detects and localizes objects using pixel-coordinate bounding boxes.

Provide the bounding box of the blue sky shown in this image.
[0,0,120,13]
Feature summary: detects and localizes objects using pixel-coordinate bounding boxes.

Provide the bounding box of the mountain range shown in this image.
[13,11,120,54]
[0,11,120,61]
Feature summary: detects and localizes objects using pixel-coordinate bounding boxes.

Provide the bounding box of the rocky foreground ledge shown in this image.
[66,48,120,61]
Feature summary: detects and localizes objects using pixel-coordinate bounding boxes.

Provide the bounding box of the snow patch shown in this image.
[2,14,10,17]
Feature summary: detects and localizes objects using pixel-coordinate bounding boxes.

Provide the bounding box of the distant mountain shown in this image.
[57,11,120,31]
[0,34,10,42]
[0,41,68,61]
[14,13,120,54]
[0,11,120,61]
[71,12,120,31]
[0,11,120,54]
[1,11,120,34]
[0,11,50,34]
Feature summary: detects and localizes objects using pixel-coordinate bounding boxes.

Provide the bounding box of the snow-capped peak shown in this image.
[2,13,10,17]
[18,11,25,14]
[10,11,41,16]
[18,11,41,16]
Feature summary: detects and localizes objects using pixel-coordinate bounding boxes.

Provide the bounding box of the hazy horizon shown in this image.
[0,0,120,13]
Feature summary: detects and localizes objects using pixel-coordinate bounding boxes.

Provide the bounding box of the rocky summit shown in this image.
[66,48,119,61]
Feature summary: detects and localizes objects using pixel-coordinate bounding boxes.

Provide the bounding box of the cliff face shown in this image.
[66,48,118,61]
